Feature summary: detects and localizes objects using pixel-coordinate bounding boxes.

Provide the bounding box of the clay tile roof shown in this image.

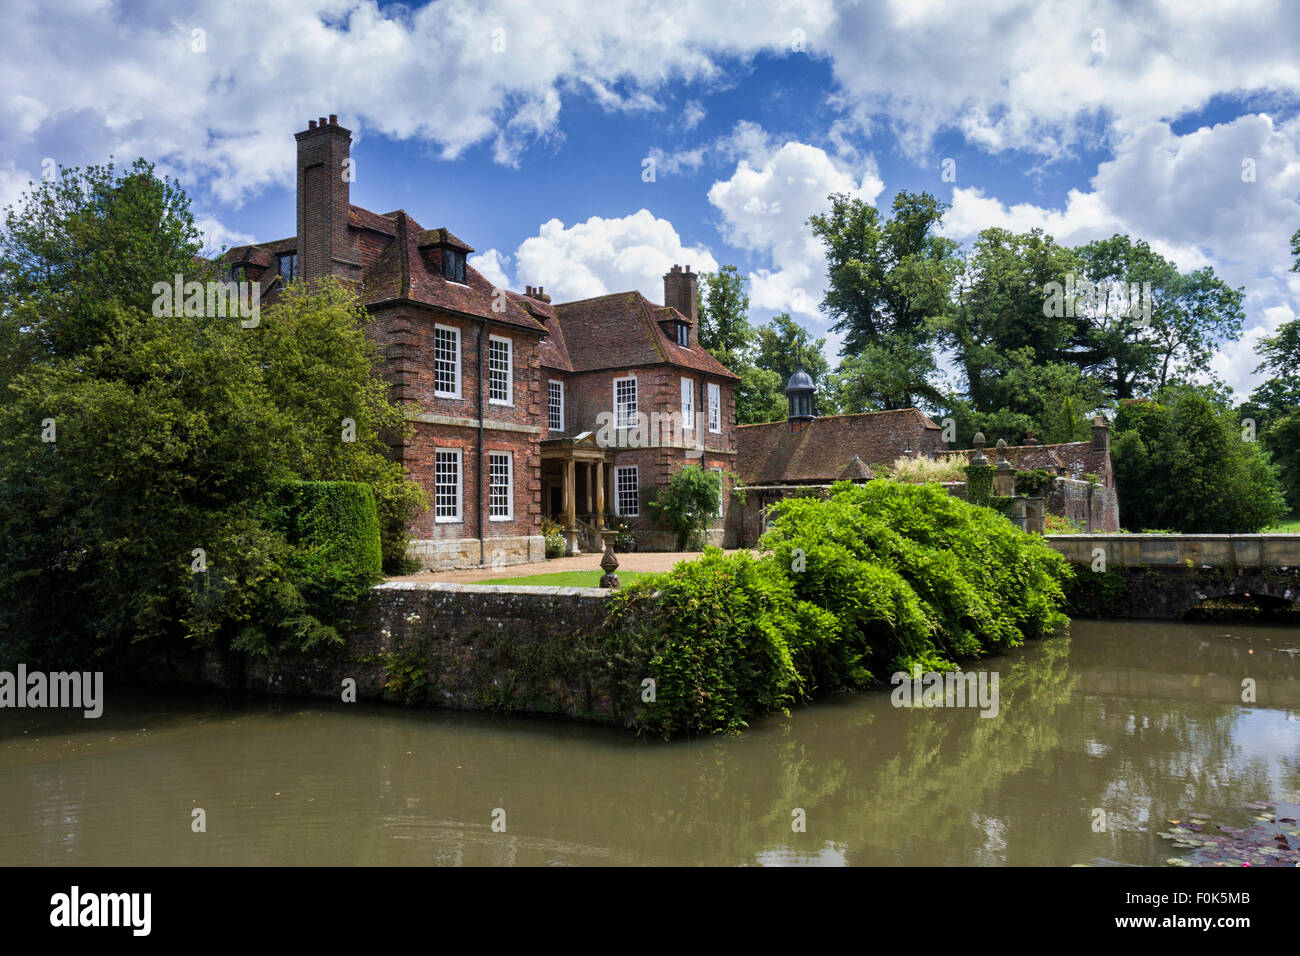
[349,205,397,235]
[359,210,543,333]
[837,454,876,481]
[552,291,737,378]
[415,227,473,253]
[737,410,941,484]
[514,293,572,372]
[953,440,1113,484]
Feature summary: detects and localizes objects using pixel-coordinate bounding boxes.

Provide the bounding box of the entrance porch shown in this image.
[540,432,613,555]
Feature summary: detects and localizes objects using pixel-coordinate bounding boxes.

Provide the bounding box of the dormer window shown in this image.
[230,264,246,283]
[442,248,466,284]
[675,322,689,347]
[279,252,297,284]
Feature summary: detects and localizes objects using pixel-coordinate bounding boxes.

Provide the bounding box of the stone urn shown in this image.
[599,530,620,588]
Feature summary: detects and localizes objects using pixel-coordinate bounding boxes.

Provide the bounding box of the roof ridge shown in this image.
[553,289,653,309]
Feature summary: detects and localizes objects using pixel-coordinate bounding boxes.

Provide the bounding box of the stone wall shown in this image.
[184,582,648,725]
[1045,533,1300,567]
[1045,479,1120,532]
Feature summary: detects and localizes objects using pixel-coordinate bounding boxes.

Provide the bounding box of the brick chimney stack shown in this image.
[663,264,698,324]
[295,114,362,283]
[1091,415,1110,453]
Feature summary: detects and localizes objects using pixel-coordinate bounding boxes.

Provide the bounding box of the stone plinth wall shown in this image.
[1055,534,1300,619]
[1045,479,1120,532]
[1046,534,1300,567]
[179,582,650,725]
[407,534,546,571]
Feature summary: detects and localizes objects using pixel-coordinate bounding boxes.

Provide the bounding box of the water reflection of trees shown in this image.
[9,622,1298,865]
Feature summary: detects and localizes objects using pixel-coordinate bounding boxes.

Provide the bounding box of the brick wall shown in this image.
[554,365,737,546]
[369,303,545,557]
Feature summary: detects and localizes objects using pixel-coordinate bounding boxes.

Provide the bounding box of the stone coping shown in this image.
[1045,533,1300,539]
[374,580,613,598]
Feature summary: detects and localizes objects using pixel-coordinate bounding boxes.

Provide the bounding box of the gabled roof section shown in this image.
[359,209,544,333]
[416,227,473,252]
[837,454,876,481]
[737,409,942,484]
[514,292,572,372]
[552,291,738,378]
[349,205,397,235]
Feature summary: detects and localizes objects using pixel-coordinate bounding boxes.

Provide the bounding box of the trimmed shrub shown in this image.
[264,480,382,600]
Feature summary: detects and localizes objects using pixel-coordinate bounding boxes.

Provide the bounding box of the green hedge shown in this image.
[265,480,382,599]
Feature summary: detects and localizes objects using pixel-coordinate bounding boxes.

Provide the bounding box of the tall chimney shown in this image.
[1091,415,1110,453]
[295,115,362,283]
[663,264,698,324]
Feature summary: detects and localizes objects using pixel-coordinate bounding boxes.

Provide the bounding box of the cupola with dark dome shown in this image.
[786,367,816,430]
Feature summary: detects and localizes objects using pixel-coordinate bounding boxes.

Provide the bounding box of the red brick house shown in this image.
[220,116,738,568]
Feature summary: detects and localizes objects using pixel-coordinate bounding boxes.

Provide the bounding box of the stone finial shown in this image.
[599,530,620,588]
[973,431,986,448]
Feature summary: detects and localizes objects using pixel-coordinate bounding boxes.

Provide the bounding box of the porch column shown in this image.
[564,458,579,554]
[594,459,605,529]
[585,462,594,514]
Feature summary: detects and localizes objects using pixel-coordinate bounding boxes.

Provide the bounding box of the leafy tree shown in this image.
[754,312,837,415]
[809,190,959,409]
[0,159,205,386]
[830,331,939,412]
[1111,388,1284,533]
[646,464,723,550]
[698,264,753,360]
[1246,315,1300,513]
[0,163,423,669]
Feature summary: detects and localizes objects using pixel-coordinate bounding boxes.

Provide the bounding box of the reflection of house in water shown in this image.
[729,371,1120,547]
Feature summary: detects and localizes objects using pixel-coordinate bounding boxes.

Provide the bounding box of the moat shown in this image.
[2,619,1297,866]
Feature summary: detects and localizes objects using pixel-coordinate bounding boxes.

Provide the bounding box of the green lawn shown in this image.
[1266,516,1300,533]
[472,569,656,588]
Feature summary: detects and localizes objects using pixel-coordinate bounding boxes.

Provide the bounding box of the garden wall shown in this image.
[179,582,649,725]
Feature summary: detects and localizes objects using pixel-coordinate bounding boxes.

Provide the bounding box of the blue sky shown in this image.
[3,0,1300,397]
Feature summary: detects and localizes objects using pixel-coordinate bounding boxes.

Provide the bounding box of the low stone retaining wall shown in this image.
[406,534,547,571]
[1046,534,1300,567]
[182,582,647,724]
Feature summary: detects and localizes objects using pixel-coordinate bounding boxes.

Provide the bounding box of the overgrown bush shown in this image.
[604,480,1073,737]
[646,464,722,550]
[1014,468,1056,498]
[887,453,968,483]
[966,461,995,506]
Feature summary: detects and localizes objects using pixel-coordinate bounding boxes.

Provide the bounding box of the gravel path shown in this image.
[387,548,751,584]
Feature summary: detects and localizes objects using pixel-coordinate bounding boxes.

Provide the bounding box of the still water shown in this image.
[2,620,1298,866]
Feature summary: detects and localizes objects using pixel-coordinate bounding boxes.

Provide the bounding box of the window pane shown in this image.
[680,378,693,430]
[489,337,511,403]
[435,326,459,395]
[435,450,460,520]
[548,381,563,431]
[489,453,512,519]
[615,378,637,429]
[616,466,639,516]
